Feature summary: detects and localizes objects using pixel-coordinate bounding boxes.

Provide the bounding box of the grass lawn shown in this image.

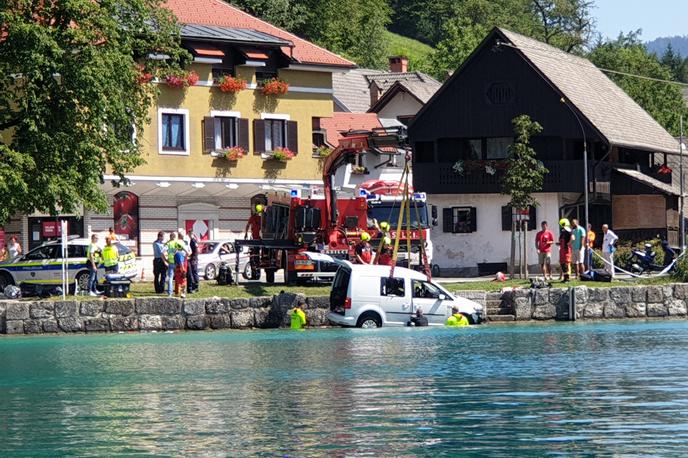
[383,30,434,72]
[126,281,333,299]
[440,275,673,293]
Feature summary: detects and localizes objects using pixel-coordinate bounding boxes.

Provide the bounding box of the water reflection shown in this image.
[1,322,688,455]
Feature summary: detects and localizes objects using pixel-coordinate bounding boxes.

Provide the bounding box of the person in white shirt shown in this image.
[602,224,619,277]
[7,236,22,259]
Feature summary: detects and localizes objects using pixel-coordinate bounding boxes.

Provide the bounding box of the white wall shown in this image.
[377,93,423,120]
[428,193,561,272]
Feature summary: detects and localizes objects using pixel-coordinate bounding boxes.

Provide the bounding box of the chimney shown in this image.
[389,56,408,73]
[370,82,382,107]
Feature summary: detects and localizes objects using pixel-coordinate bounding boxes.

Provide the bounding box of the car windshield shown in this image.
[368,202,428,229]
[198,242,219,254]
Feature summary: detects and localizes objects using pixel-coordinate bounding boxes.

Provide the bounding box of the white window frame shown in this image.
[261,113,291,154]
[158,108,190,156]
[210,110,241,151]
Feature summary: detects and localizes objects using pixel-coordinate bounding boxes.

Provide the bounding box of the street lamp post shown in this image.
[561,98,589,235]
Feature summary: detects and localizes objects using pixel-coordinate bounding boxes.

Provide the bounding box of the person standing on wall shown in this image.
[535,221,554,281]
[187,229,200,294]
[571,219,587,279]
[602,224,619,278]
[152,231,166,294]
[86,234,101,296]
[586,223,596,271]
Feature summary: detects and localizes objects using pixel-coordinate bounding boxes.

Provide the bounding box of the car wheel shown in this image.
[0,272,14,291]
[243,263,261,281]
[205,264,217,281]
[357,312,382,329]
[75,270,90,292]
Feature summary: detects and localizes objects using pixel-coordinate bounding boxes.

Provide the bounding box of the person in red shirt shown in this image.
[244,204,264,240]
[355,232,374,264]
[375,237,395,266]
[535,221,555,281]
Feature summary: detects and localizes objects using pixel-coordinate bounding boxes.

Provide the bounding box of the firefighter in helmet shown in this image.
[244,204,264,240]
[355,232,374,264]
[375,236,395,266]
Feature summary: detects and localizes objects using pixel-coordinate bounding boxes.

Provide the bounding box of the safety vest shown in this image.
[167,241,179,264]
[446,313,469,327]
[290,308,306,329]
[102,245,119,267]
[86,243,101,264]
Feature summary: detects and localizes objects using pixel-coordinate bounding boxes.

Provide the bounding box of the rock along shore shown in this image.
[1,284,687,335]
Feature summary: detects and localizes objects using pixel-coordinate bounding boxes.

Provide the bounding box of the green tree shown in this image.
[529,0,595,52]
[589,32,688,136]
[502,115,548,278]
[227,0,308,33]
[0,0,188,225]
[660,43,688,83]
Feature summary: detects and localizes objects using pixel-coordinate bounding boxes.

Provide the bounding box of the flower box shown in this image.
[217,75,247,93]
[164,71,199,88]
[261,78,289,96]
[313,145,333,158]
[264,147,295,162]
[216,146,246,160]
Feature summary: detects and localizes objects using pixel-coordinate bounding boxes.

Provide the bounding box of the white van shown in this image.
[327,262,484,328]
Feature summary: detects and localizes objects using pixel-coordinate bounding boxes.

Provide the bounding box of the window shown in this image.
[25,245,58,260]
[412,280,443,299]
[437,138,482,162]
[67,245,87,258]
[158,109,189,155]
[265,119,286,151]
[442,207,477,233]
[380,277,405,297]
[486,137,512,159]
[212,67,234,79]
[501,206,537,231]
[312,119,327,148]
[214,117,237,149]
[486,81,515,105]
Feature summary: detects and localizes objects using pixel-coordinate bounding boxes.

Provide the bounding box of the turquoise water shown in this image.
[2,321,688,456]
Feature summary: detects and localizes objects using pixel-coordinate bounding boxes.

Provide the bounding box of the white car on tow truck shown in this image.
[327,262,484,328]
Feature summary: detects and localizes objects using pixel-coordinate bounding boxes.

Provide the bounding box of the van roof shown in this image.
[340,261,430,281]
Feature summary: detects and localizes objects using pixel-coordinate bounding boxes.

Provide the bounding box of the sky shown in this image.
[594,0,687,41]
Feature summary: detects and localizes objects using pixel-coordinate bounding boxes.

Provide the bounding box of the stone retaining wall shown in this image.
[0,293,330,335]
[455,284,688,321]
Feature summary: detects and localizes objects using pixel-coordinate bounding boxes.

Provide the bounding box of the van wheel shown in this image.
[357,312,382,329]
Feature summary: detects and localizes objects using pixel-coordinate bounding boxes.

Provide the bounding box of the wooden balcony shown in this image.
[413,160,586,194]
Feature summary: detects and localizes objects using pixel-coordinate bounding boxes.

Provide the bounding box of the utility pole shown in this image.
[681,116,685,251]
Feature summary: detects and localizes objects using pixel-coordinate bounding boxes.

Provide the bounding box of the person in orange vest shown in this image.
[354,232,374,264]
[375,237,395,266]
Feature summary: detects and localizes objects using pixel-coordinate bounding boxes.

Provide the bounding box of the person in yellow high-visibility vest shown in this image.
[290,298,307,329]
[446,306,469,327]
[101,237,119,274]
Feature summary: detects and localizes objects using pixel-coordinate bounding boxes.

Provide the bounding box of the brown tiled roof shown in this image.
[165,0,355,68]
[320,113,382,146]
[500,28,679,154]
[614,168,679,196]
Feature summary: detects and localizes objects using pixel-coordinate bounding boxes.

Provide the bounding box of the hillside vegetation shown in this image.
[383,30,435,73]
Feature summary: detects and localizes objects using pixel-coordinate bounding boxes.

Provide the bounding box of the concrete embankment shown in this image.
[0,293,330,335]
[1,284,688,334]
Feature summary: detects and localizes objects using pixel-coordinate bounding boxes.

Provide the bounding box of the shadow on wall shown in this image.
[262,160,286,179]
[213,157,238,178]
[157,87,186,108]
[253,94,279,114]
[210,89,238,110]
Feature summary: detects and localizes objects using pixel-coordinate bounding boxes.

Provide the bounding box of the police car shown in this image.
[0,237,137,292]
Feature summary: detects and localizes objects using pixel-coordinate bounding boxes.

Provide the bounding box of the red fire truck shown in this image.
[235,127,435,284]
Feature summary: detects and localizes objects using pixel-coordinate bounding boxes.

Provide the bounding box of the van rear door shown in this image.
[330,266,351,314]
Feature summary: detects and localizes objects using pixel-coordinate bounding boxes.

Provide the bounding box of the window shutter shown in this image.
[286,120,298,154]
[238,118,249,151]
[253,119,266,154]
[528,206,537,231]
[501,206,511,231]
[203,116,215,153]
[470,207,477,232]
[442,208,453,233]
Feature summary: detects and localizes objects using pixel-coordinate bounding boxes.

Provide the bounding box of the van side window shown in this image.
[412,280,442,299]
[380,277,405,297]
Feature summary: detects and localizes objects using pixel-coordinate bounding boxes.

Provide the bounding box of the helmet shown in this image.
[360,232,371,241]
[379,221,390,232]
[255,204,264,213]
[559,218,570,228]
[383,236,392,246]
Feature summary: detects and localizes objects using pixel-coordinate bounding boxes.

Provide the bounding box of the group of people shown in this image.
[85,232,121,296]
[536,219,618,281]
[0,235,22,262]
[152,228,199,298]
[353,221,396,266]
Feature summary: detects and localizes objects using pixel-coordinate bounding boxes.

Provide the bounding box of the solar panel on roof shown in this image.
[180,24,292,47]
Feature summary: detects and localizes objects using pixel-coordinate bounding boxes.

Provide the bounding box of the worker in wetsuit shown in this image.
[446,306,469,327]
[355,232,374,264]
[290,298,307,329]
[244,204,264,278]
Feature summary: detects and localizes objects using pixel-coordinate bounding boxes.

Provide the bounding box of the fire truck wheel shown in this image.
[243,263,261,281]
[266,269,275,284]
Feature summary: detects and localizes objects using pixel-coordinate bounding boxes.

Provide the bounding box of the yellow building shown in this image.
[5,0,355,259]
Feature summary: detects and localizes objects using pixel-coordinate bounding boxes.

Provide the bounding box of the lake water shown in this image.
[2,321,688,456]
